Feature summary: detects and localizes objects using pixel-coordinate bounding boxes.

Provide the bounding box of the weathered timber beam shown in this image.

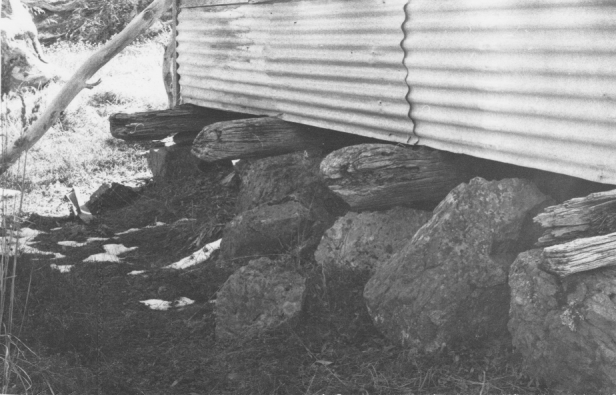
[320,144,470,211]
[542,232,616,276]
[110,104,255,141]
[534,189,616,247]
[191,117,372,162]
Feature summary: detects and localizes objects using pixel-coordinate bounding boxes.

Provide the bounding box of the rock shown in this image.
[148,145,228,180]
[235,150,325,213]
[509,249,616,393]
[220,200,318,262]
[86,182,140,215]
[215,257,305,341]
[364,177,549,352]
[315,207,432,276]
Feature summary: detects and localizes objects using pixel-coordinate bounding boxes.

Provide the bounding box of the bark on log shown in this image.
[542,232,616,276]
[534,189,616,247]
[109,104,254,141]
[320,144,470,211]
[0,0,173,175]
[191,117,372,162]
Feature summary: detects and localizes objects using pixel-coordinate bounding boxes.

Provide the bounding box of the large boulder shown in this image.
[364,177,549,352]
[509,249,616,393]
[315,207,432,277]
[1,0,57,95]
[220,200,318,262]
[215,257,305,342]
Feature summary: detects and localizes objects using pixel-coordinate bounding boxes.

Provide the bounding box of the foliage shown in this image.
[35,0,169,44]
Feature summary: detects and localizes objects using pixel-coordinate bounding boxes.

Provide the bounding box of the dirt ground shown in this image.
[10,159,550,395]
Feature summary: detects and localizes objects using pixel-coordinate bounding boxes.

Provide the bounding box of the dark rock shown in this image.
[315,207,432,276]
[236,149,335,213]
[148,145,229,180]
[364,177,549,352]
[215,257,305,342]
[509,249,616,393]
[220,200,317,262]
[86,182,140,215]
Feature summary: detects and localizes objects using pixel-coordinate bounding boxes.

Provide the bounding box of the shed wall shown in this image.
[176,0,616,184]
[403,0,616,183]
[177,0,415,144]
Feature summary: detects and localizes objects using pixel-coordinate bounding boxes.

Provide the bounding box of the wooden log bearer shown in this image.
[191,117,372,162]
[0,0,173,175]
[534,189,616,247]
[320,144,470,211]
[109,104,253,141]
[542,232,616,276]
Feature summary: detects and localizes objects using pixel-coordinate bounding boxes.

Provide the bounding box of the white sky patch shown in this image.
[140,297,195,311]
[50,227,62,231]
[163,239,221,270]
[232,159,240,166]
[50,264,73,273]
[83,253,121,263]
[128,270,146,276]
[103,244,138,255]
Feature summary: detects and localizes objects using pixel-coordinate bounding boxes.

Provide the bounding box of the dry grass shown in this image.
[2,35,169,217]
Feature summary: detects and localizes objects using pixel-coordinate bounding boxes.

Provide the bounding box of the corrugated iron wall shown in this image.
[403,0,616,184]
[176,0,616,184]
[177,0,415,144]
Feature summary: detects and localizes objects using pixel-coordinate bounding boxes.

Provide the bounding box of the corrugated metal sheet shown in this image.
[176,0,415,143]
[403,0,616,184]
[176,0,616,184]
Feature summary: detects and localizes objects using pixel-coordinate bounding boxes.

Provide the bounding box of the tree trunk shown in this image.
[542,232,616,276]
[191,117,372,162]
[534,189,616,247]
[320,144,470,211]
[109,104,254,141]
[0,0,173,175]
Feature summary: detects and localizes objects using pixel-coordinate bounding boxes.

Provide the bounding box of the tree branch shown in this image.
[0,0,173,175]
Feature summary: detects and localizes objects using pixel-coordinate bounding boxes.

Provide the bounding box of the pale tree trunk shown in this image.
[0,0,173,175]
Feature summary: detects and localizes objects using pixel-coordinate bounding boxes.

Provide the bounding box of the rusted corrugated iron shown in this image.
[176,0,616,184]
[176,0,415,144]
[403,0,616,184]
